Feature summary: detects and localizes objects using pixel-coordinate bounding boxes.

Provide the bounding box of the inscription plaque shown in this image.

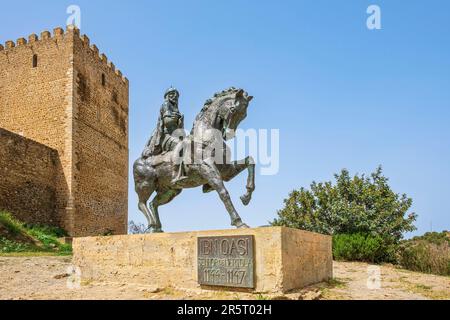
[197,235,254,288]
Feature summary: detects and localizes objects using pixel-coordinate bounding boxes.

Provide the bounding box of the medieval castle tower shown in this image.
[0,26,129,236]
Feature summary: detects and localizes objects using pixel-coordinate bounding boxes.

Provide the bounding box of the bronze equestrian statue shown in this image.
[134,87,255,233]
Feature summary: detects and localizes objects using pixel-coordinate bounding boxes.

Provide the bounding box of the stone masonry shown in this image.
[0,26,129,236]
[73,227,333,293]
[0,128,58,225]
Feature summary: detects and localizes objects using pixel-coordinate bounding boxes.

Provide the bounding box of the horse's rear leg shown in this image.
[136,182,156,232]
[149,189,182,233]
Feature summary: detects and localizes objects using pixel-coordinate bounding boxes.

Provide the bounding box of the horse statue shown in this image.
[133,87,255,233]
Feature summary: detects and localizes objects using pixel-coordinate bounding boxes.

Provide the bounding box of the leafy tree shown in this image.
[272,166,417,246]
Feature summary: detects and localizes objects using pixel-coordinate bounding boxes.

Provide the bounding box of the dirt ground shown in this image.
[0,255,449,300]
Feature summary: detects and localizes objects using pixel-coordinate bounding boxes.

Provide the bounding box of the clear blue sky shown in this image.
[1,0,449,236]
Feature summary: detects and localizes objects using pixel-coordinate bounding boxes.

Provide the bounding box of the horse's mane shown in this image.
[194,87,241,122]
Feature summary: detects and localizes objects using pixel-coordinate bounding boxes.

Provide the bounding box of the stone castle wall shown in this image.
[0,26,129,236]
[0,28,75,231]
[72,32,129,236]
[0,128,58,225]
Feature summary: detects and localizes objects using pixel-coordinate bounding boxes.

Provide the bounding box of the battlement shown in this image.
[0,26,129,237]
[0,25,128,84]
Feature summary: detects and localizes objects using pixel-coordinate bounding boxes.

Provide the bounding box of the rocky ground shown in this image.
[0,255,449,300]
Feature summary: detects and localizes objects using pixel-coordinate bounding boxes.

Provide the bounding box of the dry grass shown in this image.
[397,232,450,276]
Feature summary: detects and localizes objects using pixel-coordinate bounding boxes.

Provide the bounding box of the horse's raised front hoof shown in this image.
[240,193,252,206]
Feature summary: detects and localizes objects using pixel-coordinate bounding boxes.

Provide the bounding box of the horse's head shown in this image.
[224,89,253,138]
[193,87,253,140]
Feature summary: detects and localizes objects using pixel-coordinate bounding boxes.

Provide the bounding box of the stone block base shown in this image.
[72,227,332,293]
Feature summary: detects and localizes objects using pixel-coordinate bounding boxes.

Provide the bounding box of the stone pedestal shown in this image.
[72,227,332,293]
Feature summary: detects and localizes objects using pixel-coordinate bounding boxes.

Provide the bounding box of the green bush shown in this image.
[272,167,417,251]
[25,224,68,238]
[333,233,396,263]
[397,232,450,276]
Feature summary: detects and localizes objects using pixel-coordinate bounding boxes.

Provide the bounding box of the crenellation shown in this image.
[16,38,27,46]
[40,31,51,40]
[100,53,108,64]
[107,61,115,72]
[90,44,99,56]
[79,37,127,84]
[53,27,64,38]
[66,24,80,36]
[5,40,15,49]
[0,27,126,84]
[81,34,90,46]
[0,26,129,237]
[28,34,38,43]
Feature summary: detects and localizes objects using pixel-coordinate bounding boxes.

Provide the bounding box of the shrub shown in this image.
[272,167,417,241]
[128,220,147,234]
[333,233,396,263]
[397,232,450,276]
[272,167,417,262]
[25,224,68,238]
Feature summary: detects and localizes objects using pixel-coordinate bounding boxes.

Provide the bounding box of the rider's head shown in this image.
[164,87,180,104]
